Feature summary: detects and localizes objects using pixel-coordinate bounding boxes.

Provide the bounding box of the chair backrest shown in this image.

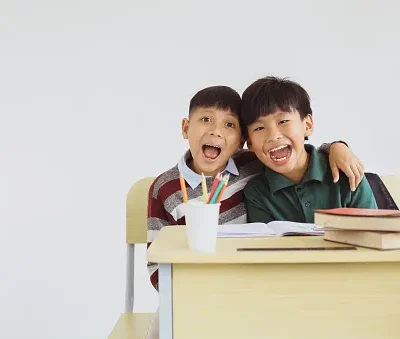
[380,175,400,208]
[126,177,156,244]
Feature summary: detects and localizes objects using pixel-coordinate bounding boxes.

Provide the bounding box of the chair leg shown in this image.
[125,243,135,312]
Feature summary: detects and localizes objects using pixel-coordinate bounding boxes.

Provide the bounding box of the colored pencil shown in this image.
[179,172,188,203]
[216,174,230,203]
[201,172,208,203]
[210,174,228,204]
[207,172,221,204]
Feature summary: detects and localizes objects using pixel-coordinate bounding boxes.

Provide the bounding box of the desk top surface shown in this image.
[147,226,400,264]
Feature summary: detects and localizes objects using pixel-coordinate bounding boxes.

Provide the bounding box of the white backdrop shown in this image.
[1,1,399,338]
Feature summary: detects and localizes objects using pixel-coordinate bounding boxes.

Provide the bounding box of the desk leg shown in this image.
[159,264,173,339]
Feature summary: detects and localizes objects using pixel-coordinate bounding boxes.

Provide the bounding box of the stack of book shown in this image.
[314,208,400,250]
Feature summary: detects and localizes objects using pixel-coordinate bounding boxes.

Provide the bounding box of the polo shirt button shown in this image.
[296,187,302,192]
[305,202,311,208]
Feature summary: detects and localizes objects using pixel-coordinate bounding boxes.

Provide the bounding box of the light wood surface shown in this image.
[172,262,400,339]
[126,177,155,244]
[108,313,155,339]
[147,226,400,264]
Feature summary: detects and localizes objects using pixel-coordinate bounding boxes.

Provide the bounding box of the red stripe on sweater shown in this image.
[148,178,178,224]
[219,190,244,214]
[157,177,183,201]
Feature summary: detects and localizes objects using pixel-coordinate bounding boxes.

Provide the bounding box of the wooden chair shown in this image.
[109,177,156,339]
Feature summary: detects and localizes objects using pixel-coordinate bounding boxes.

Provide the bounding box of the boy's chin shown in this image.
[195,157,228,175]
[264,159,295,174]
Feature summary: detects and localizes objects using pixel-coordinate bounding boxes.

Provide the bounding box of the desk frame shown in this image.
[159,264,173,339]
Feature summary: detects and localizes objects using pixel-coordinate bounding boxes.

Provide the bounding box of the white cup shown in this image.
[183,201,221,253]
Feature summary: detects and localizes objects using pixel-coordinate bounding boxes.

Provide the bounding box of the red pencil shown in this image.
[207,172,221,204]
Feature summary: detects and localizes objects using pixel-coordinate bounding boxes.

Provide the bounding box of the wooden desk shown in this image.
[147,226,400,339]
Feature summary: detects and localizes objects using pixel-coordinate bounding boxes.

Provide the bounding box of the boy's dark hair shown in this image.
[240,76,312,130]
[189,86,241,118]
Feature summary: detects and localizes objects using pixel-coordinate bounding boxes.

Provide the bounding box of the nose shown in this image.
[208,124,223,138]
[266,126,283,143]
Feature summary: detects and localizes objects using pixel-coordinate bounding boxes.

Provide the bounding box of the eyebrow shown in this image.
[224,111,239,119]
[251,111,292,124]
[198,110,239,119]
[273,111,292,117]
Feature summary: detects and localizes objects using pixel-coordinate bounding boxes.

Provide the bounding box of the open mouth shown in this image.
[268,145,292,163]
[202,144,222,160]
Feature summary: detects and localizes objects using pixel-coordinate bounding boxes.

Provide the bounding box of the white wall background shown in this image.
[1,0,399,338]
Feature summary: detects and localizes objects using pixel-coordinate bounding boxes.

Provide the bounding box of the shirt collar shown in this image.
[302,144,327,183]
[177,150,239,189]
[265,144,327,194]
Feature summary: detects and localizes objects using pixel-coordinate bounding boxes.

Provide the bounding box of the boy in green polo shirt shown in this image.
[240,76,377,223]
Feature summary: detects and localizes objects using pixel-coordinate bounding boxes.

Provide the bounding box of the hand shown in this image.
[329,142,364,191]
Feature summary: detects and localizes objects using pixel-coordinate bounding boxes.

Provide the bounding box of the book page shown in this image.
[266,221,324,236]
[217,221,323,238]
[217,223,276,238]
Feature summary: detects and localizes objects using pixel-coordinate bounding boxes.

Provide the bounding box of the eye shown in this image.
[200,117,211,123]
[225,122,235,128]
[279,120,289,125]
[253,126,264,132]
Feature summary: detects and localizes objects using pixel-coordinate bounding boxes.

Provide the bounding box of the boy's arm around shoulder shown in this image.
[317,141,364,191]
[317,141,348,155]
[244,179,275,224]
[348,176,378,209]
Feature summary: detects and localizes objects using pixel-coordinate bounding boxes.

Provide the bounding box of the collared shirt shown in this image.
[177,150,239,189]
[244,144,377,223]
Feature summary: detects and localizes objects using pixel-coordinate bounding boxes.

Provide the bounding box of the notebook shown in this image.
[217,221,324,238]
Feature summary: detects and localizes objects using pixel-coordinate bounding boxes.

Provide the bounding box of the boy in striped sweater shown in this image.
[147,85,364,289]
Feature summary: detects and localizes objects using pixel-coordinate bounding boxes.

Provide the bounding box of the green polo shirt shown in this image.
[244,144,377,223]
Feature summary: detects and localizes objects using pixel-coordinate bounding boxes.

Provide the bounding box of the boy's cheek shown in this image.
[247,135,262,151]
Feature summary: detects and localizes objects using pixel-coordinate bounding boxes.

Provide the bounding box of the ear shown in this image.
[304,114,314,138]
[181,118,189,139]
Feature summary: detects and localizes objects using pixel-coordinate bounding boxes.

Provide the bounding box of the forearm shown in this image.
[317,141,348,155]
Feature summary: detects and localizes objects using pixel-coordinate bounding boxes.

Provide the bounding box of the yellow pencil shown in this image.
[179,172,188,203]
[201,172,208,203]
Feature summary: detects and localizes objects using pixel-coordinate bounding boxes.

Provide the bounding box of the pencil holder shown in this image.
[183,201,221,253]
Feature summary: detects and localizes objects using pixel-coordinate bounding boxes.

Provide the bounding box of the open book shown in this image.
[217,221,324,238]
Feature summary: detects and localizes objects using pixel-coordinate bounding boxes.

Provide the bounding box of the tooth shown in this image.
[269,145,288,153]
[205,144,220,149]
